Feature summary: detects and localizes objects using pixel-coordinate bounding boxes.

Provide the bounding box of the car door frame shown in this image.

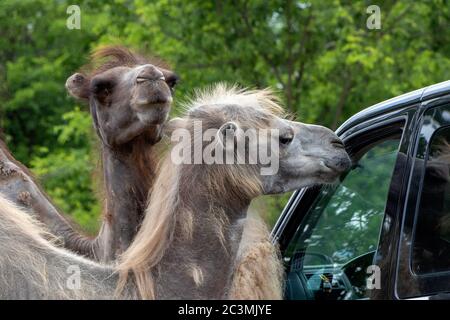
[396,94,450,300]
[272,102,422,300]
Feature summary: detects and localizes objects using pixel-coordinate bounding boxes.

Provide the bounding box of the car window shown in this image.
[284,137,401,300]
[412,126,450,274]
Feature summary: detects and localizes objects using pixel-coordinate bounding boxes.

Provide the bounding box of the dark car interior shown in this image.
[283,137,401,300]
[285,250,376,300]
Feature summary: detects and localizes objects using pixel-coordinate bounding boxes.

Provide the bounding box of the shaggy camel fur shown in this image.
[0,85,351,299]
[228,216,284,299]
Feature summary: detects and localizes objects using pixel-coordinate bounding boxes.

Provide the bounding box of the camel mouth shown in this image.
[136,105,170,125]
[133,96,173,108]
[322,155,352,174]
[131,81,173,114]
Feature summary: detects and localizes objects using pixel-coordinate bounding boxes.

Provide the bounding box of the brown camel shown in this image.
[0,46,179,261]
[0,85,351,299]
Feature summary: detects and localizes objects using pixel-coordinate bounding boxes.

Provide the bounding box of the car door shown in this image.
[274,105,419,300]
[396,97,450,299]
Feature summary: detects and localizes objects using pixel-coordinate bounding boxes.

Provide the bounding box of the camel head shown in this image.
[262,118,352,193]
[65,46,179,147]
[165,84,351,198]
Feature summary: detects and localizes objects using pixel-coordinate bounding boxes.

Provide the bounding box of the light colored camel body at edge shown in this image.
[0,85,351,299]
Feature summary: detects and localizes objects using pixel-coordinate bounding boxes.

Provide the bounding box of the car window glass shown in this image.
[285,137,401,300]
[413,126,450,274]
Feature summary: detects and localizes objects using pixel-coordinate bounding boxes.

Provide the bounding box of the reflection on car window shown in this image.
[285,138,400,300]
[413,126,450,274]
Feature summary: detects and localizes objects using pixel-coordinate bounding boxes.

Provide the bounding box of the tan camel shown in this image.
[0,85,351,299]
[0,46,179,261]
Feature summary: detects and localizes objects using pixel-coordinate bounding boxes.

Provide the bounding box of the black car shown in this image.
[272,80,450,300]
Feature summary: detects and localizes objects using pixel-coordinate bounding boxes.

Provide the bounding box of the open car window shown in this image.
[284,137,401,300]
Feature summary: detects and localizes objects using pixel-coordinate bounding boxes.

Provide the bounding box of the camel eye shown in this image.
[166,75,179,89]
[279,134,294,146]
[91,78,115,104]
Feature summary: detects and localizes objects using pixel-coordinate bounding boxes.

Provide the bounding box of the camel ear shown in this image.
[217,121,240,149]
[65,73,89,100]
[163,117,187,137]
[218,121,238,138]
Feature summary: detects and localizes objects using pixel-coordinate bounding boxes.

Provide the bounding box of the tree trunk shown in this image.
[331,74,352,130]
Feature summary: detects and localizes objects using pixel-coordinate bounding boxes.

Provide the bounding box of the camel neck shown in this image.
[156,184,252,299]
[96,142,155,261]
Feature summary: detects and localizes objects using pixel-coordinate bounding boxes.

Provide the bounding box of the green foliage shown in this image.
[30,107,101,235]
[0,0,449,231]
[287,139,401,264]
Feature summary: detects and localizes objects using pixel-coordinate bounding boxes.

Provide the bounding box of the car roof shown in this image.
[337,80,450,135]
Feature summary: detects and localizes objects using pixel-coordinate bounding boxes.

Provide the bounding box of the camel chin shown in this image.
[136,105,170,125]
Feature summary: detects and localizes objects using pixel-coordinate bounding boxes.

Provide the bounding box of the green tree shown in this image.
[0,0,449,231]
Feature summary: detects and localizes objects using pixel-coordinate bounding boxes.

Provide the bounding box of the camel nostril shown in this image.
[137,65,165,82]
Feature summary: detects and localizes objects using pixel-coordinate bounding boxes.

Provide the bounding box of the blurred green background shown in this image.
[0,0,449,234]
